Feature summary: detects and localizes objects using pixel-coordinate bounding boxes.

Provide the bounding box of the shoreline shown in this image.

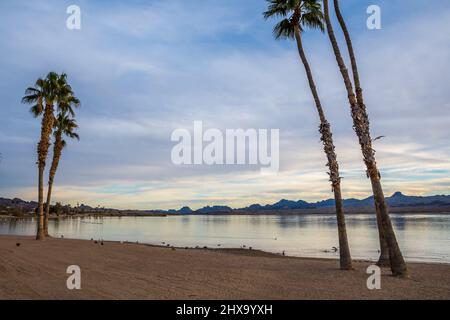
[2,209,450,220]
[2,231,450,266]
[2,213,450,265]
[1,235,450,299]
[55,236,450,266]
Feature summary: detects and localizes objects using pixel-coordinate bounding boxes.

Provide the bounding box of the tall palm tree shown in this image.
[44,113,79,236]
[22,72,79,240]
[322,0,407,276]
[22,74,57,240]
[264,0,352,270]
[43,75,80,236]
[332,0,389,267]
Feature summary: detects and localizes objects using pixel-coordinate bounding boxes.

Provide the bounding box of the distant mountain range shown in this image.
[2,192,450,215]
[173,192,450,214]
[0,197,38,212]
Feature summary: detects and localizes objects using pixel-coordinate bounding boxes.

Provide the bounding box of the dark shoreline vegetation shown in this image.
[2,209,450,220]
[2,192,450,218]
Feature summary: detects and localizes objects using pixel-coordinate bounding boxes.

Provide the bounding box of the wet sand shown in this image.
[0,235,449,300]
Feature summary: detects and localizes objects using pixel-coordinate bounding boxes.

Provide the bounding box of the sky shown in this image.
[0,0,449,210]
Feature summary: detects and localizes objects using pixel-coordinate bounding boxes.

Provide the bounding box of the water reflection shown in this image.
[1,214,449,263]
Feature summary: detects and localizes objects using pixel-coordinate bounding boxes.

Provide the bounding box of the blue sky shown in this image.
[1,0,450,210]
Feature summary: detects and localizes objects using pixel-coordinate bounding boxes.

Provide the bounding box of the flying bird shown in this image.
[372,135,386,142]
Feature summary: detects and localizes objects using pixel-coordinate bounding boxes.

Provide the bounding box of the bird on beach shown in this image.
[16,243,21,247]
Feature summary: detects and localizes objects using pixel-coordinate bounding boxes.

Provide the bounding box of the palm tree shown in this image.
[332,0,389,267]
[43,75,80,236]
[22,72,79,240]
[44,112,79,236]
[22,75,56,240]
[264,0,352,270]
[322,0,408,276]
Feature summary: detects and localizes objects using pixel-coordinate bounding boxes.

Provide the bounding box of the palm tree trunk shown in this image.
[294,25,352,270]
[44,182,52,237]
[36,103,54,240]
[373,200,390,266]
[44,136,63,237]
[323,0,407,276]
[37,164,45,240]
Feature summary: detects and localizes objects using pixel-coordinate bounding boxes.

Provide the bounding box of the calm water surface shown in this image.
[1,214,449,263]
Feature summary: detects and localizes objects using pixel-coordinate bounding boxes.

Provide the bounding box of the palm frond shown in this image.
[23,73,80,130]
[264,0,324,39]
[263,0,290,19]
[53,112,80,142]
[21,93,39,104]
[273,19,295,39]
[69,132,80,141]
[300,0,325,32]
[24,87,40,96]
[29,104,43,117]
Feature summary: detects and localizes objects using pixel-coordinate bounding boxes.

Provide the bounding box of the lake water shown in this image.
[1,213,450,264]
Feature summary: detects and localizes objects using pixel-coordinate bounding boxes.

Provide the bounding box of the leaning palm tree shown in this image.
[44,112,79,236]
[322,0,407,276]
[264,0,352,270]
[332,0,389,267]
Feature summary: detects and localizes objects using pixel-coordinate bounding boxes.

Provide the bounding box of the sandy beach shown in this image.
[0,235,449,300]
